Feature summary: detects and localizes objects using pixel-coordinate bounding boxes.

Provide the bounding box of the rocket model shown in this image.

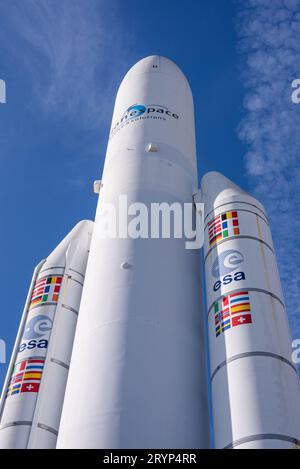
[0,221,93,448]
[56,55,210,449]
[1,56,300,449]
[202,172,300,449]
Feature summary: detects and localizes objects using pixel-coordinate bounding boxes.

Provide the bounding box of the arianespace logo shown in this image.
[110,103,179,138]
[123,104,179,120]
[212,249,246,292]
[124,104,147,118]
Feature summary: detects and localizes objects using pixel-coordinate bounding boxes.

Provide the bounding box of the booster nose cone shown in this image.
[201,171,246,198]
[201,171,266,216]
[201,171,300,449]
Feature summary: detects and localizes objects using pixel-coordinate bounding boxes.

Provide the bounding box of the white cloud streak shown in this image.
[236,0,300,342]
[0,0,129,128]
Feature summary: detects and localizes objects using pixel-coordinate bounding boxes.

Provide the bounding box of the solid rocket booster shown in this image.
[57,56,210,448]
[202,171,300,449]
[0,220,93,449]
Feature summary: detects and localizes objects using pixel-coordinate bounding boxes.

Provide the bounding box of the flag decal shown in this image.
[214,291,252,337]
[29,275,62,309]
[208,211,240,247]
[6,358,45,397]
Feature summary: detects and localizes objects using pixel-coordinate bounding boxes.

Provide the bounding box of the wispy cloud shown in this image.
[0,0,130,128]
[236,0,300,342]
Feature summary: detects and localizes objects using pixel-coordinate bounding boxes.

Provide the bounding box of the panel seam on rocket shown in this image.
[68,268,85,279]
[204,207,268,230]
[61,304,79,316]
[39,266,65,274]
[65,277,84,287]
[37,423,58,435]
[0,421,32,429]
[223,433,300,449]
[204,202,268,223]
[204,235,274,262]
[50,358,70,370]
[210,351,298,382]
[207,287,285,316]
[28,302,60,311]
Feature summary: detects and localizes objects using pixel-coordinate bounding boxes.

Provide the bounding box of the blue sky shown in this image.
[0,0,299,390]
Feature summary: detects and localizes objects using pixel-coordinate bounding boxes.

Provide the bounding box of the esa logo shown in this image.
[18,314,53,353]
[18,339,48,353]
[212,249,246,292]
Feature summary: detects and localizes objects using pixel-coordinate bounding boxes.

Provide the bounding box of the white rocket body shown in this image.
[57,56,210,449]
[2,55,299,451]
[202,172,300,449]
[0,220,93,448]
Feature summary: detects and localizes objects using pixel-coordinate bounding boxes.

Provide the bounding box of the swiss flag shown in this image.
[21,382,40,393]
[232,314,252,327]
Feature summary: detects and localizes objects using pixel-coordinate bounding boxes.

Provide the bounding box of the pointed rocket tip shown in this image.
[44,220,94,267]
[74,219,94,231]
[125,55,189,86]
[201,171,246,197]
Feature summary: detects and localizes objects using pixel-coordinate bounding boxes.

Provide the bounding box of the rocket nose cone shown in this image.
[201,171,266,215]
[201,171,246,200]
[125,55,189,85]
[110,55,197,172]
[201,171,259,210]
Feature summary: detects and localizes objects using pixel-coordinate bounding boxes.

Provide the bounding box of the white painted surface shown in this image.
[0,221,93,448]
[57,56,209,449]
[202,171,300,449]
